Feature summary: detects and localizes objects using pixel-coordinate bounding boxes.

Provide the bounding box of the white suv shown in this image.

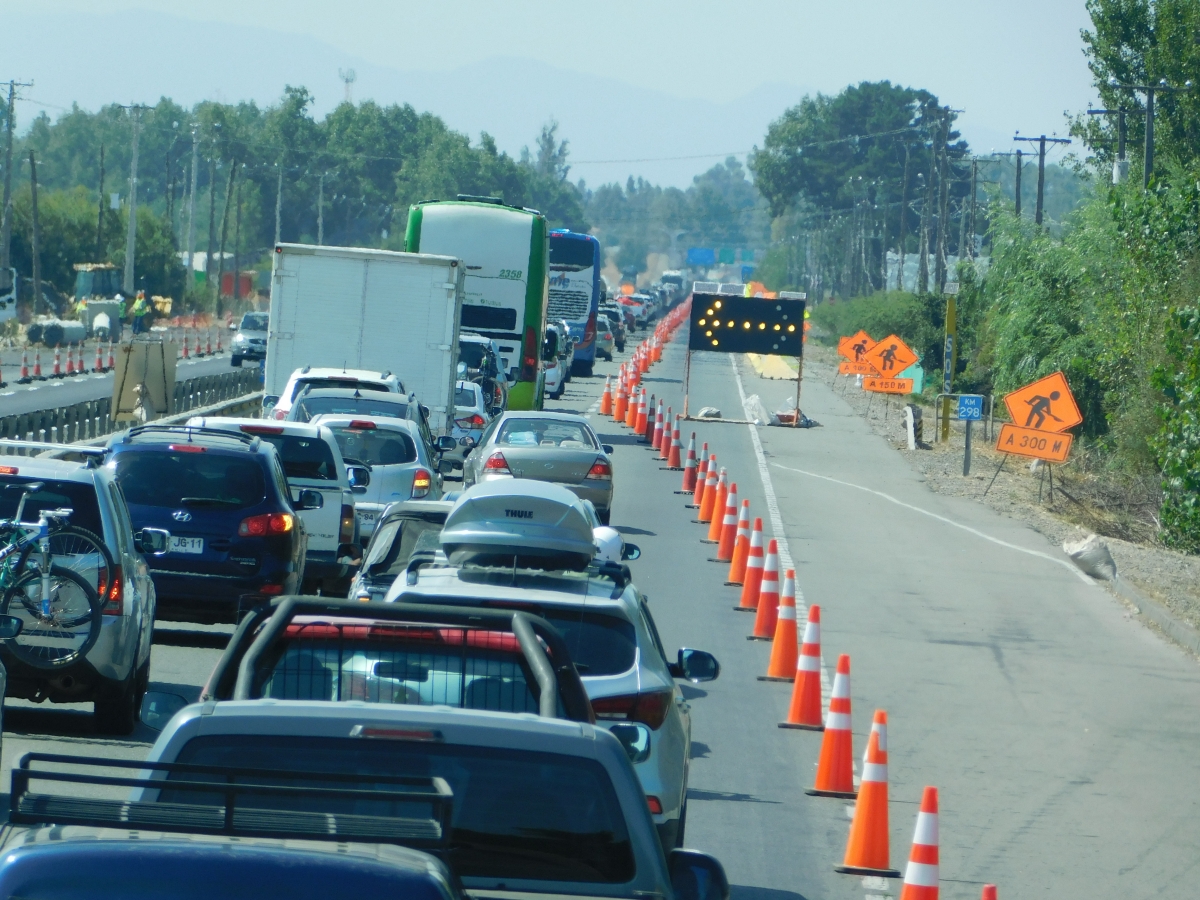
[266,367,407,421]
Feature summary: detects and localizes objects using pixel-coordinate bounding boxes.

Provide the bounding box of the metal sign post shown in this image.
[940,281,959,442]
[956,393,983,475]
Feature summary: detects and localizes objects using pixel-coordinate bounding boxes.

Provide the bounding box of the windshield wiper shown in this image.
[180,497,241,508]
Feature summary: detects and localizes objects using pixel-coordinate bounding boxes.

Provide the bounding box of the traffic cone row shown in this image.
[620,293,964,900]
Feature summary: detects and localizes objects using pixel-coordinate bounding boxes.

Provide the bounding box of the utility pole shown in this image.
[96,144,106,259]
[273,161,283,247]
[1,80,34,276]
[1107,80,1192,187]
[216,161,237,313]
[183,126,199,288]
[206,156,217,294]
[317,172,325,244]
[233,176,242,302]
[28,151,41,313]
[1013,134,1071,226]
[935,112,951,293]
[918,128,936,294]
[1014,149,1022,218]
[896,145,910,291]
[969,159,978,258]
[122,104,148,295]
[1086,107,1142,184]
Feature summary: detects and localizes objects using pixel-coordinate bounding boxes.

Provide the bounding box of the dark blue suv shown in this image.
[105,425,321,623]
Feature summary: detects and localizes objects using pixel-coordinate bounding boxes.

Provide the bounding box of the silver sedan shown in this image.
[462,411,615,523]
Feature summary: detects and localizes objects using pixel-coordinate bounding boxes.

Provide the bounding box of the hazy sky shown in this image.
[2,0,1097,184]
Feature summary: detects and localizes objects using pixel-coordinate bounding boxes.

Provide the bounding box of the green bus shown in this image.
[405,198,548,410]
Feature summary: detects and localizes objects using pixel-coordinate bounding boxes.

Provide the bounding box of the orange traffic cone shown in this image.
[750,540,781,639]
[94,342,103,372]
[625,386,639,428]
[981,887,997,900]
[600,377,613,415]
[638,392,653,441]
[613,377,627,423]
[679,432,697,490]
[651,399,664,450]
[725,500,751,584]
[194,331,203,357]
[662,417,681,468]
[715,485,739,561]
[658,406,672,460]
[761,569,799,678]
[106,341,116,370]
[51,345,63,378]
[706,470,728,541]
[33,349,44,380]
[690,448,709,509]
[216,328,224,353]
[65,344,77,376]
[807,654,856,798]
[736,519,764,611]
[780,604,823,727]
[206,330,213,355]
[898,787,940,900]
[697,458,719,523]
[181,332,190,359]
[836,711,901,877]
[17,351,29,384]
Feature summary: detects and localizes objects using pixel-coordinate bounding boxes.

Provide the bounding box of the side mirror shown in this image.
[608,722,651,764]
[621,543,641,561]
[436,435,458,453]
[346,465,371,489]
[135,527,171,556]
[295,489,324,510]
[602,445,614,454]
[262,395,280,415]
[460,436,477,450]
[669,648,720,683]
[438,459,456,475]
[668,850,729,900]
[140,691,190,732]
[0,614,22,639]
[337,543,363,566]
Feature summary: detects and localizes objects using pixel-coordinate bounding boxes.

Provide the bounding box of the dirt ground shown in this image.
[793,344,1200,636]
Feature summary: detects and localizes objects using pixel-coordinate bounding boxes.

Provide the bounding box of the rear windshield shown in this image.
[291,378,390,402]
[240,312,269,331]
[295,397,410,422]
[540,610,636,676]
[168,735,635,884]
[497,419,596,449]
[0,475,103,535]
[454,387,479,407]
[458,344,489,369]
[363,513,446,580]
[461,305,517,332]
[327,426,417,467]
[255,434,339,481]
[259,622,540,714]
[112,451,266,510]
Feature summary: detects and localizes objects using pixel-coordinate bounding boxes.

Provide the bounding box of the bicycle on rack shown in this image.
[0,484,102,669]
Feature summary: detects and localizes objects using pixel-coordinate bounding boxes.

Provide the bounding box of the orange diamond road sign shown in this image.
[995,425,1073,462]
[838,331,875,362]
[862,334,918,378]
[863,376,914,395]
[1001,371,1082,433]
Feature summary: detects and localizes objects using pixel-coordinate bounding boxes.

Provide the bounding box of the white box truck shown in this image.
[265,244,465,433]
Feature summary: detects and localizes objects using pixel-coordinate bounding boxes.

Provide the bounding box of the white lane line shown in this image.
[770,461,1094,585]
[730,356,832,703]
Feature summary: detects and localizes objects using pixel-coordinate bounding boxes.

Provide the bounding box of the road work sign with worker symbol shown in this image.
[995,371,1081,462]
[837,331,878,375]
[860,335,917,393]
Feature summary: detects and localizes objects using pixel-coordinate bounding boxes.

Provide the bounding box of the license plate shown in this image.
[170,537,204,554]
[357,510,379,527]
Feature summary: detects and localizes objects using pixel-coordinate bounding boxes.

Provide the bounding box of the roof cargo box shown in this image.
[441,481,596,570]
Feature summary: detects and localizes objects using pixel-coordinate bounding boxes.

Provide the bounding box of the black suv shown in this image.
[105,425,323,623]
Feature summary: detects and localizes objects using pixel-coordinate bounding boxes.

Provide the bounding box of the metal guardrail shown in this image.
[0,368,262,450]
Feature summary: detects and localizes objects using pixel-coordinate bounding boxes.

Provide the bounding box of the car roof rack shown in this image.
[119,424,261,450]
[408,553,632,598]
[202,596,593,722]
[10,752,452,849]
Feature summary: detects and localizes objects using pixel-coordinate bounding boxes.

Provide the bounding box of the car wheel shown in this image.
[230,354,242,368]
[94,670,139,736]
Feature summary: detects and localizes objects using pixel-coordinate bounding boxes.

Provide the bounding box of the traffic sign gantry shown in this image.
[995,371,1081,463]
[862,334,918,379]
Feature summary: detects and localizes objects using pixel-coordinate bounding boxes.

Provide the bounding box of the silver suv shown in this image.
[229,311,268,367]
[0,453,164,734]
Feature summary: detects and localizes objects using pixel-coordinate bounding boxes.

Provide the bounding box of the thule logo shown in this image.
[505,509,534,519]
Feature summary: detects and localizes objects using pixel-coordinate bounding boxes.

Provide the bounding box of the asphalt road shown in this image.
[0,353,238,417]
[2,324,1198,899]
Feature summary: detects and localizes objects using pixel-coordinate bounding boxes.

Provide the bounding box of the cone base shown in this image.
[661,467,684,471]
[707,558,731,563]
[674,491,694,495]
[778,721,824,731]
[733,606,758,612]
[700,539,718,545]
[724,581,744,586]
[746,635,772,641]
[757,676,794,682]
[805,788,858,799]
[833,866,901,878]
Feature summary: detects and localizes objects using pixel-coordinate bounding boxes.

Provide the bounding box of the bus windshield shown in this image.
[548,232,600,367]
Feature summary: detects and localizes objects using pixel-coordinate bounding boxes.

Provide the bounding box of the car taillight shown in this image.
[102,565,123,615]
[604,331,613,340]
[586,458,612,480]
[238,512,294,536]
[240,425,284,435]
[340,504,355,543]
[168,444,206,453]
[411,469,433,498]
[646,796,663,814]
[520,326,538,381]
[455,414,486,428]
[483,452,511,474]
[592,689,673,729]
[349,420,376,430]
[260,583,285,595]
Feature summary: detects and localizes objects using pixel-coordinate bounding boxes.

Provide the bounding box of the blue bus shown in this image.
[548,230,601,377]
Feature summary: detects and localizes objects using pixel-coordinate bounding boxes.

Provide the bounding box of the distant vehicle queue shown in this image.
[0,195,706,900]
